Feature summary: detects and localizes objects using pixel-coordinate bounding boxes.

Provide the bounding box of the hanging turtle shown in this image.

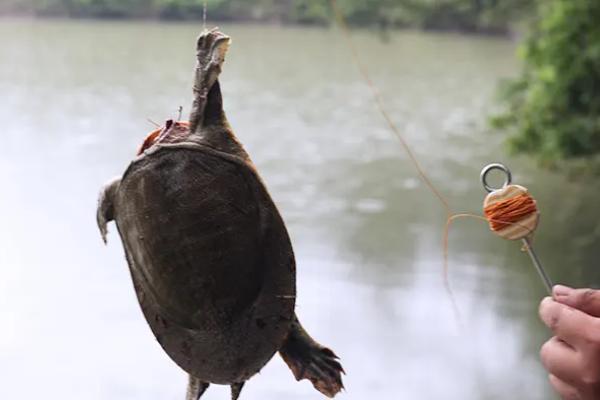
[96,28,344,400]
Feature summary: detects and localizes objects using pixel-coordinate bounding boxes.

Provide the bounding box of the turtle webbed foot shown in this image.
[279,318,345,398]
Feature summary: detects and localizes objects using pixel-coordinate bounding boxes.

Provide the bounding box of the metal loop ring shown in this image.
[481,163,512,193]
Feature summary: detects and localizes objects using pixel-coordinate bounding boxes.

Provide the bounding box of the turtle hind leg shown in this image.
[279,316,345,398]
[231,382,245,400]
[186,375,209,400]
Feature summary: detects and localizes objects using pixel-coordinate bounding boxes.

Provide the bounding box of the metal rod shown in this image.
[480,163,554,295]
[522,237,553,294]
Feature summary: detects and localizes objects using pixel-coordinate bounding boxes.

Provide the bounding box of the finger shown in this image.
[549,374,581,400]
[554,286,600,318]
[540,337,581,385]
[539,297,600,347]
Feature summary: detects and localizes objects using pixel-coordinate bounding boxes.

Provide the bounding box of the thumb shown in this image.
[553,285,600,317]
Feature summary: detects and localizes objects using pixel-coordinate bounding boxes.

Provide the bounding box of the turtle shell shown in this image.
[112,139,296,384]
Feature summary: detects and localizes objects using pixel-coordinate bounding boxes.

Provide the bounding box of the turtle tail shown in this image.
[279,316,345,398]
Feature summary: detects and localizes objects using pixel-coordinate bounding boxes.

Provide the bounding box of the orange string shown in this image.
[329,0,451,216]
[483,193,538,232]
[328,0,544,324]
[138,121,190,155]
[138,127,162,155]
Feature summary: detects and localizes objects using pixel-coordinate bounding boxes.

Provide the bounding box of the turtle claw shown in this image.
[290,346,345,397]
[279,318,345,398]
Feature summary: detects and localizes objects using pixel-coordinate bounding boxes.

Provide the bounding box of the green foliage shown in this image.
[68,0,156,18]
[0,0,531,34]
[414,0,528,33]
[287,1,328,24]
[492,0,600,163]
[153,0,211,19]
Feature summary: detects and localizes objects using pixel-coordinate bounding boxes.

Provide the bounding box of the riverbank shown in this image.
[0,13,523,38]
[0,1,533,38]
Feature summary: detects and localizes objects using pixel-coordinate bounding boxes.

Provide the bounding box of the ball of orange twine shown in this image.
[484,192,538,234]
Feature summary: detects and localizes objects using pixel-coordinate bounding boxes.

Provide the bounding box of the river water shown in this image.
[1,19,599,400]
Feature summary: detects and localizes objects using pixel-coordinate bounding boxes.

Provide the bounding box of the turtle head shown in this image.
[195,28,231,91]
[137,29,232,155]
[189,28,231,133]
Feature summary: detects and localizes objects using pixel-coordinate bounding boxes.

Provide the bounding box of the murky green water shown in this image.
[1,18,599,400]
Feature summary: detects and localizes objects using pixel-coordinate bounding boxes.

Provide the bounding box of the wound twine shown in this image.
[483,193,538,232]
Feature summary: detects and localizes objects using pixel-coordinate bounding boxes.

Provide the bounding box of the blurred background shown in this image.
[1,1,599,399]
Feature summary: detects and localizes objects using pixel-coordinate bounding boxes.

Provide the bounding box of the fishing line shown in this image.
[327,0,548,312]
[203,0,208,31]
[329,0,463,270]
[146,118,160,127]
[329,0,451,216]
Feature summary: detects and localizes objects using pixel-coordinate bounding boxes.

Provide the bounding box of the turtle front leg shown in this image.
[279,316,345,398]
[96,177,121,244]
[186,375,209,400]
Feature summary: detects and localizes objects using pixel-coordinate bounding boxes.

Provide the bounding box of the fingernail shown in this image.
[539,297,552,314]
[541,296,553,306]
[553,285,573,298]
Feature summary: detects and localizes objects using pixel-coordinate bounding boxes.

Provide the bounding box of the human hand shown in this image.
[539,285,600,399]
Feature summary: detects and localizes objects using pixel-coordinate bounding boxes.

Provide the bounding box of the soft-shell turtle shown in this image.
[96,29,344,400]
